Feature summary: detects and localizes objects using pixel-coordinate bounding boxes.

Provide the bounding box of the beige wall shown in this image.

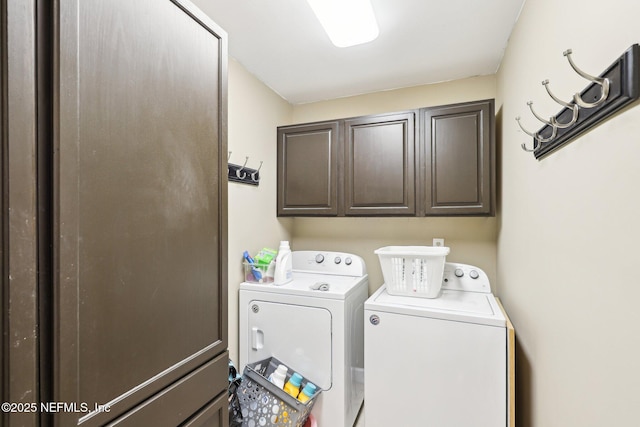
[497,0,640,426]
[226,58,293,363]
[292,75,496,123]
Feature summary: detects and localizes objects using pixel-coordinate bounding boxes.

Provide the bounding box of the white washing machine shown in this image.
[240,251,368,427]
[364,262,514,427]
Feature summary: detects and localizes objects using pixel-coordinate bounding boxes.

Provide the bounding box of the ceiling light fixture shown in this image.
[306,0,380,48]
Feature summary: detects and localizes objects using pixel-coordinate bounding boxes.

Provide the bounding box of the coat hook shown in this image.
[228,151,232,161]
[542,80,580,128]
[251,161,263,182]
[236,156,249,179]
[516,117,538,152]
[516,116,557,152]
[563,49,610,108]
[527,101,553,126]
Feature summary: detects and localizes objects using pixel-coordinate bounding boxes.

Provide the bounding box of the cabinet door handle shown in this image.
[251,327,264,350]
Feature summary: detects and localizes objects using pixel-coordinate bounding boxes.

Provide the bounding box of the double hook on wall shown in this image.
[228,151,263,186]
[516,44,640,159]
[517,49,610,152]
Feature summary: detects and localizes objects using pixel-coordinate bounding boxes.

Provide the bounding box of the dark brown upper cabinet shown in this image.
[276,99,494,217]
[421,99,495,216]
[277,121,340,216]
[344,112,416,215]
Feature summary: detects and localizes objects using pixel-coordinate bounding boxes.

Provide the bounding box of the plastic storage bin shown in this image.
[375,246,450,298]
[238,357,321,427]
[243,262,273,283]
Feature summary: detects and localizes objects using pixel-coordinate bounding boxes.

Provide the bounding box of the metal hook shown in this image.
[541,79,580,128]
[250,161,263,182]
[516,117,538,152]
[236,156,249,179]
[527,101,553,126]
[542,79,572,108]
[563,49,610,108]
[516,116,557,152]
[228,151,232,161]
[520,142,536,152]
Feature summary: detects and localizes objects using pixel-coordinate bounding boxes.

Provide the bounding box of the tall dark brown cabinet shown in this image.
[2,1,229,426]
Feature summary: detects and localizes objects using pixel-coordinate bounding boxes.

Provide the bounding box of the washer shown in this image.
[364,262,513,427]
[240,250,368,427]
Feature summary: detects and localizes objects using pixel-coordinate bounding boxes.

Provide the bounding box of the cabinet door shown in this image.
[421,100,495,216]
[344,112,416,215]
[54,0,228,425]
[277,121,340,216]
[106,353,229,427]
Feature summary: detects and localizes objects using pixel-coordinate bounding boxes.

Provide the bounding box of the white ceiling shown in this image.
[193,0,526,104]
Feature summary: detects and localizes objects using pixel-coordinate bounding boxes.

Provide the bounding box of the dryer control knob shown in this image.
[334,256,341,264]
[345,257,352,265]
[454,268,464,277]
[315,254,324,263]
[469,270,480,279]
[369,315,380,326]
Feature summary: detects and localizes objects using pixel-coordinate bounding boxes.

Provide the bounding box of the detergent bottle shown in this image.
[283,372,303,398]
[273,241,293,285]
[297,382,317,403]
[267,364,288,389]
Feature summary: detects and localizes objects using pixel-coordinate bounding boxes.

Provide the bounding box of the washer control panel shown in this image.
[441,262,491,293]
[292,251,367,277]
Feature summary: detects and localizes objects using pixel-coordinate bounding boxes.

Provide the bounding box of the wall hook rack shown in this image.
[228,154,261,186]
[517,44,640,159]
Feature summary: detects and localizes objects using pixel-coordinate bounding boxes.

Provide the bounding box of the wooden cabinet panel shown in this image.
[107,353,229,427]
[344,113,416,215]
[277,121,340,216]
[421,100,495,216]
[54,0,228,425]
[181,392,229,427]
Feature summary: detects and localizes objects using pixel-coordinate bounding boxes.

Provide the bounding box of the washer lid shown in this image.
[241,272,368,300]
[365,285,506,327]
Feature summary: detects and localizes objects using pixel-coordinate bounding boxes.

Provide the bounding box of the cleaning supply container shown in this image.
[274,241,293,285]
[238,357,321,427]
[375,246,450,298]
[283,372,303,398]
[268,364,289,389]
[297,382,317,403]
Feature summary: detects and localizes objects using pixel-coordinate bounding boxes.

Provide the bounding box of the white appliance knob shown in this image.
[454,268,464,277]
[345,257,352,265]
[315,254,324,263]
[469,270,480,279]
[334,256,342,264]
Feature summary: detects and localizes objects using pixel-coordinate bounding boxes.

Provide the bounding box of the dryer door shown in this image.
[246,300,332,390]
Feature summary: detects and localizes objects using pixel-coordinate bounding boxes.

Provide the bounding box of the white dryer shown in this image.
[240,251,368,427]
[364,262,514,427]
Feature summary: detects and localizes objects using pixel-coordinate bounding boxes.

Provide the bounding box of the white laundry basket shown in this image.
[375,246,450,298]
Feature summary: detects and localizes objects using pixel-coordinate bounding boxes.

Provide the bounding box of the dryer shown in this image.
[240,251,368,427]
[364,262,514,427]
